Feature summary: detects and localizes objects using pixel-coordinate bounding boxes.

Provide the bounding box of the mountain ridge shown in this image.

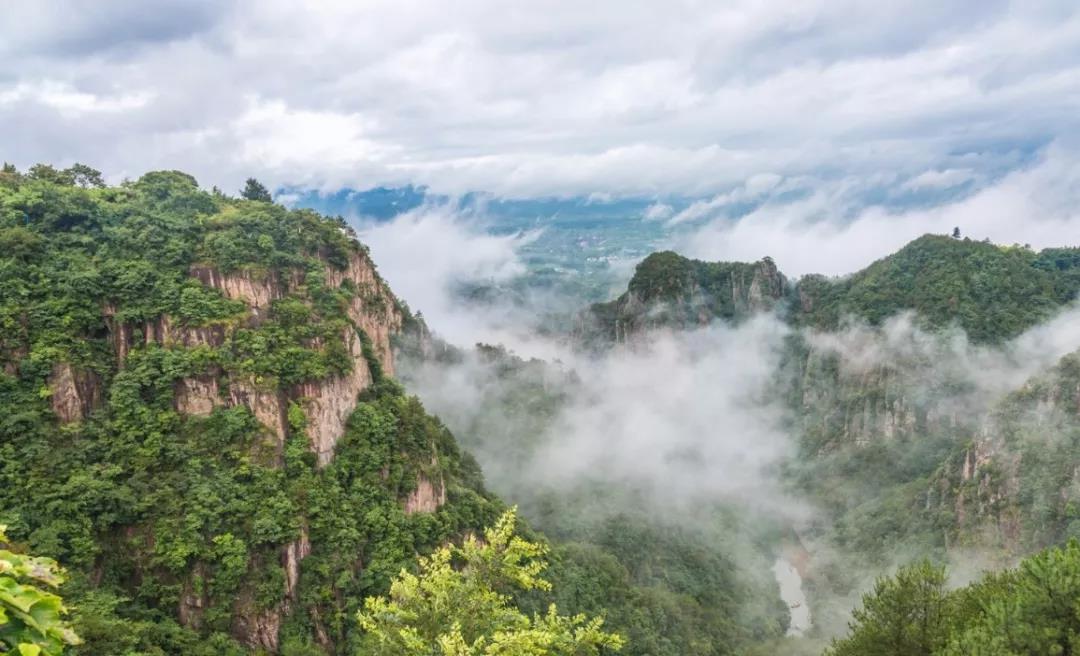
[580,233,1080,346]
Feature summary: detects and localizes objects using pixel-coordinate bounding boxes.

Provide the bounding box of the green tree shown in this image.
[240,178,272,202]
[357,509,624,656]
[940,540,1080,655]
[826,560,950,656]
[26,165,74,186]
[0,526,81,655]
[63,165,104,189]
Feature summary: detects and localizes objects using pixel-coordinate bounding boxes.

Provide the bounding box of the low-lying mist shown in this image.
[405,315,807,520]
[358,202,1080,646]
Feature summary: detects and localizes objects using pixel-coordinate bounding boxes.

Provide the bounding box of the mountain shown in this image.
[0,165,785,656]
[578,251,789,344]
[572,233,1080,636]
[795,234,1080,341]
[6,162,1080,655]
[0,167,502,653]
[581,235,1080,345]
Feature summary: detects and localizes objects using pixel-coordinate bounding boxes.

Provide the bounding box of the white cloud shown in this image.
[232,98,394,178]
[901,168,978,191]
[356,205,539,346]
[1,1,1079,199]
[674,146,1080,277]
[669,172,788,224]
[0,81,153,116]
[404,313,811,519]
[643,202,673,220]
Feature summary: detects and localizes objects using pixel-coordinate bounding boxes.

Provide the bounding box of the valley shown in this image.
[2,164,1080,654]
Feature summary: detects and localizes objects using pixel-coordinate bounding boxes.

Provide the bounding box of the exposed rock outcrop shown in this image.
[145,315,226,349]
[91,250,411,651]
[104,306,226,366]
[190,266,284,316]
[283,525,311,606]
[228,378,288,444]
[178,563,209,630]
[232,600,281,654]
[403,471,447,515]
[578,253,789,345]
[324,251,403,376]
[296,329,373,466]
[227,524,312,653]
[48,362,102,423]
[174,375,222,416]
[106,252,404,465]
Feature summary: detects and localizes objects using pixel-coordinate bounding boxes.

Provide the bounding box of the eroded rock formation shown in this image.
[403,471,447,515]
[48,362,102,423]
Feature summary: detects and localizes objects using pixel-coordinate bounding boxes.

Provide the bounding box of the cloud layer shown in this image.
[4,1,1080,202]
[673,146,1080,276]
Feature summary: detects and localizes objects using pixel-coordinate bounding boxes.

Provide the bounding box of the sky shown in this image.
[4,1,1080,283]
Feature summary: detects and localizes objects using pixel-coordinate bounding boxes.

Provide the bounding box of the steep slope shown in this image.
[796,234,1080,342]
[579,251,789,345]
[0,166,498,654]
[569,234,1080,639]
[581,235,1080,347]
[932,350,1080,552]
[396,343,791,655]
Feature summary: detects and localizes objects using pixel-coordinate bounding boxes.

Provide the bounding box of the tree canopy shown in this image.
[357,509,624,656]
[828,540,1080,655]
[0,526,81,655]
[240,178,272,202]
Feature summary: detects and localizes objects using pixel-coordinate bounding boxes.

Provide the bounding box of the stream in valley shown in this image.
[772,555,811,636]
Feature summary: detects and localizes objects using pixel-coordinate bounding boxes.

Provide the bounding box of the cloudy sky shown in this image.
[4,1,1080,284]
[3,1,1078,195]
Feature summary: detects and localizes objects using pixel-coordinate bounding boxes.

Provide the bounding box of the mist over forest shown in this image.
[6,2,1080,655]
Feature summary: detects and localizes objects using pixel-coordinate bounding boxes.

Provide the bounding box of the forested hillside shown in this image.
[5,161,1080,656]
[827,539,1080,655]
[570,233,1080,647]
[0,164,509,654]
[0,163,781,656]
[795,234,1080,341]
[395,343,791,656]
[582,235,1080,345]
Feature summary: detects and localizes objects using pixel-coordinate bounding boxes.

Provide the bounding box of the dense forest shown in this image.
[582,236,1080,344]
[0,164,625,654]
[4,163,1080,655]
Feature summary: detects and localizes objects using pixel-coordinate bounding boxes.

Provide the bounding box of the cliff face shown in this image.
[791,335,969,453]
[579,252,789,345]
[90,252,410,650]
[792,324,1080,557]
[93,250,404,471]
[0,169,489,656]
[47,362,102,423]
[928,352,1080,553]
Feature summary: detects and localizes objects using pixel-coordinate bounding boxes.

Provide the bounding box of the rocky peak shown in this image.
[578,252,790,345]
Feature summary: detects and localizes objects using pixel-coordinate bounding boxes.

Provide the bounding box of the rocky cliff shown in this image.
[0,169,495,655]
[578,251,789,345]
[928,351,1080,553]
[63,249,404,471]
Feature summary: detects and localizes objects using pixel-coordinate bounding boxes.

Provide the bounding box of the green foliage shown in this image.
[829,540,1080,656]
[0,526,80,655]
[825,561,950,656]
[796,235,1080,342]
[240,179,272,203]
[587,235,1080,346]
[398,345,788,655]
[357,509,623,655]
[582,251,786,344]
[0,164,499,653]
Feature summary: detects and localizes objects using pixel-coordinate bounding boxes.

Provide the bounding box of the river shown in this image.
[772,556,811,636]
